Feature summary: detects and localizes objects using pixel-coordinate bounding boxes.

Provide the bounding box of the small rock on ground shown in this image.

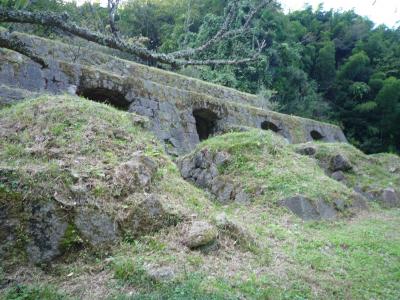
[280,196,337,221]
[330,154,352,172]
[184,221,218,249]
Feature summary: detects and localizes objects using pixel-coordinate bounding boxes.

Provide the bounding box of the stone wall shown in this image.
[0,31,347,155]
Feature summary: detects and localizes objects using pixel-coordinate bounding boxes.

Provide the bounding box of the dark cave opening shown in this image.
[77,87,130,110]
[193,108,218,141]
[261,120,280,133]
[310,130,324,141]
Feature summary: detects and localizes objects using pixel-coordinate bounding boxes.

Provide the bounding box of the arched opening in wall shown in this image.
[261,121,280,133]
[77,87,129,110]
[193,108,218,141]
[310,130,324,141]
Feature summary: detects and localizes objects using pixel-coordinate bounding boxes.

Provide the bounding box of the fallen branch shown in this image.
[0,31,47,68]
[170,0,273,59]
[0,7,266,66]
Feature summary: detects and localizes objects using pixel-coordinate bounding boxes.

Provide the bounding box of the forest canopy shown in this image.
[1,0,399,154]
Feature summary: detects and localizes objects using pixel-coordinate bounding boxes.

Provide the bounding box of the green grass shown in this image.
[2,203,398,299]
[112,257,152,288]
[287,210,400,299]
[113,274,229,300]
[0,94,216,273]
[2,284,70,300]
[191,129,399,209]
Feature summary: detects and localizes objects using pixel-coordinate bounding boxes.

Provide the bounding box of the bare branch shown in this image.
[182,0,193,47]
[0,8,264,67]
[170,0,273,59]
[171,0,240,58]
[256,39,267,51]
[183,56,258,66]
[242,0,272,30]
[184,39,267,66]
[0,31,47,68]
[107,0,121,39]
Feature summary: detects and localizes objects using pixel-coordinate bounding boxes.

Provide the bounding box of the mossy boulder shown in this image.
[74,207,119,246]
[183,221,218,249]
[117,193,182,237]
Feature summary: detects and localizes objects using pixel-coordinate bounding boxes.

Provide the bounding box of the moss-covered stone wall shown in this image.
[0,31,347,154]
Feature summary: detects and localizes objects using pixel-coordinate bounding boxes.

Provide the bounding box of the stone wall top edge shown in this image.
[57,61,342,131]
[11,30,261,105]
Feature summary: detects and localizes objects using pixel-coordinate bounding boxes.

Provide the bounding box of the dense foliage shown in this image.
[4,0,400,153]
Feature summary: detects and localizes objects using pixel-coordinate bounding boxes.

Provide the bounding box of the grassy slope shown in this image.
[1,97,399,299]
[197,130,355,205]
[313,142,400,191]
[0,94,213,217]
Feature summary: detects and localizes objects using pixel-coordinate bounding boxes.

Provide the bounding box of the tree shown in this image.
[314,40,336,90]
[375,77,400,151]
[349,82,370,101]
[0,0,275,68]
[338,51,371,82]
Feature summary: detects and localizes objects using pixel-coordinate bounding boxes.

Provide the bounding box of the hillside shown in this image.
[179,129,399,216]
[1,95,399,299]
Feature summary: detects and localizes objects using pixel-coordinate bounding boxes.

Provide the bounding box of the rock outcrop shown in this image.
[279,194,369,221]
[178,149,250,204]
[379,188,400,208]
[361,188,400,208]
[279,196,338,221]
[330,154,353,172]
[118,194,181,237]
